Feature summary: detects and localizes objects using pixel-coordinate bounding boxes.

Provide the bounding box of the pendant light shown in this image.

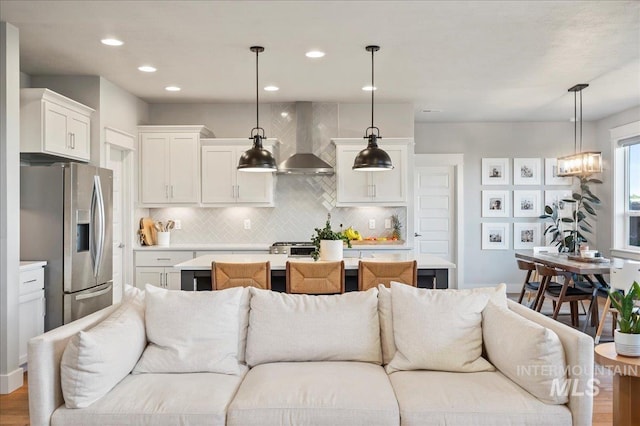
[237,46,277,172]
[353,45,393,171]
[557,84,602,177]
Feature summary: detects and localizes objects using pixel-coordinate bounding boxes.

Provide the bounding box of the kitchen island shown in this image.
[175,253,455,291]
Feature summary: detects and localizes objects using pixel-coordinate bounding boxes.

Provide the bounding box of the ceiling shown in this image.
[1,0,639,122]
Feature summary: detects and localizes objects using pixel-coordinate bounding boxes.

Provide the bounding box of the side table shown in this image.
[594,343,640,426]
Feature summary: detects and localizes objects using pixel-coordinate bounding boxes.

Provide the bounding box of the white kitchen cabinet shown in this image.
[19,262,46,366]
[333,138,411,206]
[20,88,93,162]
[138,126,214,206]
[134,250,194,290]
[201,139,276,206]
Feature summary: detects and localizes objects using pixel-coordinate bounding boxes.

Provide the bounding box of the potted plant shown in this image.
[310,213,351,261]
[609,281,640,357]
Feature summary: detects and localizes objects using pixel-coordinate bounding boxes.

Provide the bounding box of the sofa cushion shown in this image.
[51,372,243,426]
[227,361,399,426]
[483,301,569,404]
[134,285,247,375]
[389,370,572,426]
[246,288,382,366]
[386,283,494,373]
[60,291,146,408]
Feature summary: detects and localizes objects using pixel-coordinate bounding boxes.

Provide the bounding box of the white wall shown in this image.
[415,121,598,289]
[1,21,23,394]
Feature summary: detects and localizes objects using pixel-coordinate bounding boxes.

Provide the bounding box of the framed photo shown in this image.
[482,190,510,217]
[482,158,510,185]
[482,223,510,250]
[513,158,542,185]
[544,190,574,219]
[545,158,572,185]
[513,190,542,217]
[513,222,542,249]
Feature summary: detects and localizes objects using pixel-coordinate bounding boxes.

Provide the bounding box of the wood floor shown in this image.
[0,298,618,426]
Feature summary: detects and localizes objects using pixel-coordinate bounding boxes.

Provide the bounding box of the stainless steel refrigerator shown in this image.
[21,163,113,331]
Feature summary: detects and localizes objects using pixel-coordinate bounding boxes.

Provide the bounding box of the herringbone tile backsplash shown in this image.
[150,102,406,244]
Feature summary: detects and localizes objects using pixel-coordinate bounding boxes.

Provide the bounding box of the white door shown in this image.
[135,267,164,289]
[201,146,236,203]
[107,146,124,303]
[140,133,169,203]
[168,134,199,203]
[372,146,407,203]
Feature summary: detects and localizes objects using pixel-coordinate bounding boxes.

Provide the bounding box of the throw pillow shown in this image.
[61,291,146,408]
[133,284,247,375]
[246,288,382,366]
[483,301,569,404]
[387,282,494,373]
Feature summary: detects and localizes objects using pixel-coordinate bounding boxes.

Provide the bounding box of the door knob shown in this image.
[118,243,125,248]
[415,232,422,237]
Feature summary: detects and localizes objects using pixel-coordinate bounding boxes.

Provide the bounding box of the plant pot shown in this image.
[156,231,171,247]
[614,329,640,357]
[320,240,343,261]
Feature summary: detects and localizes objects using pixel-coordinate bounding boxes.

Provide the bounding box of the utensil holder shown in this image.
[157,231,171,247]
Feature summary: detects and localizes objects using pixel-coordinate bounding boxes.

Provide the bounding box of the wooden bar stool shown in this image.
[286,261,345,294]
[516,260,542,308]
[211,261,271,290]
[358,260,417,291]
[535,264,594,327]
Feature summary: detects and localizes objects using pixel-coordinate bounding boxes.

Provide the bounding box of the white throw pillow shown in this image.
[387,282,494,373]
[61,291,146,408]
[483,301,569,404]
[133,284,247,375]
[246,288,382,366]
[377,284,396,365]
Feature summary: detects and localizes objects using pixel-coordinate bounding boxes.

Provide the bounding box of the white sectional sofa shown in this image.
[28,283,594,426]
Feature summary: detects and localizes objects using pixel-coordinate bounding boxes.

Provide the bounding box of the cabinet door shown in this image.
[19,290,45,365]
[372,145,407,204]
[336,145,371,204]
[135,267,164,289]
[236,147,274,204]
[67,110,91,161]
[43,101,70,157]
[140,134,169,204]
[168,134,199,203]
[165,268,183,290]
[201,146,237,203]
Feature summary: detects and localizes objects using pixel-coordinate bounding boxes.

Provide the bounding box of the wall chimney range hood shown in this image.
[277,102,334,175]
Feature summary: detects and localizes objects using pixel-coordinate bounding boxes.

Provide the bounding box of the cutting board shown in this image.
[139,217,157,246]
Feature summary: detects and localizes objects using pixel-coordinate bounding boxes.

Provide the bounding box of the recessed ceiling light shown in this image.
[138,65,157,73]
[422,109,443,113]
[101,38,124,46]
[264,85,279,92]
[280,112,289,118]
[362,85,377,91]
[165,86,181,92]
[305,50,325,58]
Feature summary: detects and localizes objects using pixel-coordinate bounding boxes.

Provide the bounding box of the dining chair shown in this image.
[211,261,271,290]
[358,260,417,291]
[516,260,543,308]
[535,264,594,327]
[286,261,345,294]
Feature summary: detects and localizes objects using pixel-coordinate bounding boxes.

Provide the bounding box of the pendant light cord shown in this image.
[579,89,583,152]
[574,91,577,154]
[371,47,374,131]
[256,47,259,130]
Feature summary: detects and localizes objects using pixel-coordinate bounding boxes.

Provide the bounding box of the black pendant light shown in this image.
[353,45,393,171]
[237,46,277,172]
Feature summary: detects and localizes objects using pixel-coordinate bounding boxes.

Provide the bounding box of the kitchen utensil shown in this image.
[166,220,175,231]
[155,221,163,232]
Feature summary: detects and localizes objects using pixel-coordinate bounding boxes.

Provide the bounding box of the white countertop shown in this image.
[175,253,455,271]
[20,261,47,271]
[133,243,412,251]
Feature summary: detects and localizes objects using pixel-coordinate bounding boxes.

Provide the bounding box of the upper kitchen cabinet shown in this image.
[138,125,214,206]
[201,139,276,206]
[20,88,94,162]
[333,138,412,206]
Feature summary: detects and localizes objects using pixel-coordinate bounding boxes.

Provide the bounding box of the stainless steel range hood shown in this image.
[278,102,334,175]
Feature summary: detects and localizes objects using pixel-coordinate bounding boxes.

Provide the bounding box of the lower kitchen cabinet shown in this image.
[134,250,194,290]
[19,262,46,366]
[135,267,182,290]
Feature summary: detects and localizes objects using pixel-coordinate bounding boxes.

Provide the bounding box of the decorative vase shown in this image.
[156,231,171,247]
[614,329,640,357]
[320,240,343,261]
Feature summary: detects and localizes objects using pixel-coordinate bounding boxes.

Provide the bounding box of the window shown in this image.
[626,142,640,248]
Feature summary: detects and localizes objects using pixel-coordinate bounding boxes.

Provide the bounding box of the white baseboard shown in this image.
[0,367,24,394]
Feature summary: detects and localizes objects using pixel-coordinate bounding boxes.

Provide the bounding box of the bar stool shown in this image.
[535,264,594,327]
[516,260,542,308]
[286,261,345,294]
[358,260,417,291]
[211,261,271,290]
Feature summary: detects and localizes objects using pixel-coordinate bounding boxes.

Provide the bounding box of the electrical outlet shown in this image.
[174,220,182,230]
[384,219,391,229]
[243,219,251,230]
[368,219,376,229]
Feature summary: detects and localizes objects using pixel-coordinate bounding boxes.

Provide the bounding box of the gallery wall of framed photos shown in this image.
[481,157,573,250]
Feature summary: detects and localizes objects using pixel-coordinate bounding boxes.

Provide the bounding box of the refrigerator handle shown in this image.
[90,178,98,273]
[93,175,106,278]
[75,283,112,301]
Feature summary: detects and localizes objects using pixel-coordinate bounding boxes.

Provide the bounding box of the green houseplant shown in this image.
[609,281,640,357]
[310,213,351,261]
[539,176,601,253]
